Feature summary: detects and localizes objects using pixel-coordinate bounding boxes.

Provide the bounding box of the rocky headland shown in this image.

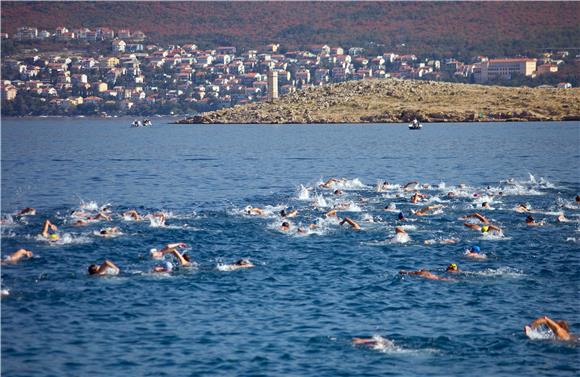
[177,79,580,124]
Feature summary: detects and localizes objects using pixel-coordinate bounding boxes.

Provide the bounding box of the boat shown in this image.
[408,119,422,130]
[143,119,152,127]
[131,120,142,128]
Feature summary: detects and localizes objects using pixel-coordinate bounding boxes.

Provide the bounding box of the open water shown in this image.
[1,118,579,377]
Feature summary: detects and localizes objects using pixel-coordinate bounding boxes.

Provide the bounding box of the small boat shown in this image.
[142,119,152,127]
[409,119,422,130]
[131,120,142,128]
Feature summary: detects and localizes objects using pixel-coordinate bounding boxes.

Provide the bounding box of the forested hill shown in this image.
[2,1,579,57]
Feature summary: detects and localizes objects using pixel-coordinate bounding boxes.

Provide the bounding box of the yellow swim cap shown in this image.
[49,234,59,239]
[481,225,490,233]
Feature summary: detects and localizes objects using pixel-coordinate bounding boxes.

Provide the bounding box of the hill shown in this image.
[176,79,580,124]
[2,1,580,57]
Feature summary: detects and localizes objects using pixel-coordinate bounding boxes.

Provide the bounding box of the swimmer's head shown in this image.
[395,226,405,234]
[280,209,287,217]
[526,215,534,223]
[576,195,580,203]
[49,234,59,240]
[236,259,251,266]
[482,202,489,208]
[88,264,99,275]
[481,225,490,233]
[398,212,405,220]
[281,222,290,227]
[447,263,458,272]
[469,245,481,253]
[183,253,191,262]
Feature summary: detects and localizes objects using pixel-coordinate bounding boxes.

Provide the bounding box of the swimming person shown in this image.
[525,215,544,227]
[325,209,338,218]
[410,191,428,204]
[280,222,291,231]
[446,263,460,273]
[153,260,174,273]
[88,260,120,276]
[280,209,298,218]
[340,216,361,230]
[123,210,142,221]
[246,207,264,216]
[462,213,502,234]
[40,219,59,241]
[220,259,255,271]
[320,178,343,188]
[150,242,189,259]
[525,316,577,341]
[515,203,531,213]
[98,227,121,237]
[398,211,407,221]
[17,207,36,216]
[399,269,455,281]
[3,249,33,264]
[465,245,486,259]
[413,204,443,217]
[403,181,419,192]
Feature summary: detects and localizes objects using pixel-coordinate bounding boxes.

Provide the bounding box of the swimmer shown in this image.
[481,202,491,209]
[280,209,298,218]
[153,260,174,273]
[556,213,569,223]
[403,181,419,192]
[40,219,59,241]
[399,269,454,281]
[280,221,291,231]
[424,238,457,245]
[413,204,443,217]
[526,316,578,341]
[410,191,428,204]
[398,212,407,221]
[88,260,120,276]
[98,227,121,237]
[462,213,502,233]
[576,195,580,204]
[526,215,545,227]
[352,336,384,347]
[150,212,166,225]
[320,177,342,188]
[325,209,338,218]
[123,210,142,221]
[17,207,36,216]
[221,259,255,271]
[376,181,389,192]
[2,249,33,264]
[150,242,188,259]
[447,192,456,198]
[334,189,344,196]
[446,263,460,273]
[246,207,264,216]
[340,216,361,230]
[465,245,487,259]
[384,203,397,211]
[515,203,531,213]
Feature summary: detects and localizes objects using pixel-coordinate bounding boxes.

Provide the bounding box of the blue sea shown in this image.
[2,118,579,377]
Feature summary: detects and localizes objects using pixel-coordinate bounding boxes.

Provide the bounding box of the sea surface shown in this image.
[1,118,579,377]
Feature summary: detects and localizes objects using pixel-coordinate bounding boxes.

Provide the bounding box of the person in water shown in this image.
[246,207,264,216]
[399,269,455,281]
[398,211,407,221]
[462,213,502,233]
[17,207,36,216]
[325,209,338,218]
[410,191,428,204]
[88,260,120,276]
[153,260,174,273]
[413,204,443,217]
[515,203,531,213]
[221,259,255,271]
[280,209,298,218]
[150,243,188,259]
[320,178,344,188]
[123,210,142,221]
[526,316,577,341]
[280,222,291,231]
[40,219,59,241]
[525,215,544,227]
[465,245,486,259]
[98,227,121,237]
[3,249,33,264]
[446,263,460,273]
[403,181,419,192]
[340,217,361,230]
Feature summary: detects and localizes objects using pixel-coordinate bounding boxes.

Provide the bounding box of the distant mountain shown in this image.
[2,1,579,57]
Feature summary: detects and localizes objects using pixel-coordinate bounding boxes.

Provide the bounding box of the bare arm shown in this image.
[170,249,190,266]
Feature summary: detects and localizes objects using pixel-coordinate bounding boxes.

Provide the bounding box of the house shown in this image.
[93,82,108,92]
[536,63,558,76]
[117,29,132,39]
[478,58,537,82]
[217,46,236,55]
[84,96,104,105]
[310,45,330,55]
[557,82,572,89]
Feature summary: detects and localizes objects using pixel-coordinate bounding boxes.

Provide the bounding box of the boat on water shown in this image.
[409,119,422,130]
[131,119,153,128]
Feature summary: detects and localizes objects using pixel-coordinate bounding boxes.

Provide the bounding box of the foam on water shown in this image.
[297,185,311,200]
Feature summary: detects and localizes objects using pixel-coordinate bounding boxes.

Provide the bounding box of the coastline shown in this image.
[176,79,580,125]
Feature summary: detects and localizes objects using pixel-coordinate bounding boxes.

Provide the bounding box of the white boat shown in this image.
[143,119,152,127]
[408,119,422,130]
[131,120,142,128]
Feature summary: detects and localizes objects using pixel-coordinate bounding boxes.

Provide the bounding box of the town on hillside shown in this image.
[1,26,577,116]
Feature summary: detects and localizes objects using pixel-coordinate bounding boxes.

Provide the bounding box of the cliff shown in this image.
[177,79,580,124]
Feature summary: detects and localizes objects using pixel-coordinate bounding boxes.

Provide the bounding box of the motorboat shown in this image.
[131,120,142,128]
[143,119,152,127]
[408,119,422,130]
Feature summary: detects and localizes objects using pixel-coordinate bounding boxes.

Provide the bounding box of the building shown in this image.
[267,70,278,102]
[536,63,558,76]
[479,58,537,82]
[112,40,126,53]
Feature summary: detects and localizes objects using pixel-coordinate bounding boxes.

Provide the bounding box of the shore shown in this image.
[177,79,580,124]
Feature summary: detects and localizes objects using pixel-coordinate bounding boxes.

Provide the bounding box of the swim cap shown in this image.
[447,263,458,271]
[398,212,405,220]
[470,246,481,253]
[162,261,173,272]
[481,225,490,233]
[49,234,58,239]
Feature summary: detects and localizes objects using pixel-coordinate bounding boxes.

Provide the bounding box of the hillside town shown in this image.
[1,26,576,116]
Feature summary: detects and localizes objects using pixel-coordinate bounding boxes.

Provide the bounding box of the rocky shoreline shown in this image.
[177,79,580,124]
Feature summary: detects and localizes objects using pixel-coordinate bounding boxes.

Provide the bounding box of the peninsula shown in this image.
[177,79,580,124]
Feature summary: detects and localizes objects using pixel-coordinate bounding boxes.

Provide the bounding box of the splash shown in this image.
[298,185,311,200]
